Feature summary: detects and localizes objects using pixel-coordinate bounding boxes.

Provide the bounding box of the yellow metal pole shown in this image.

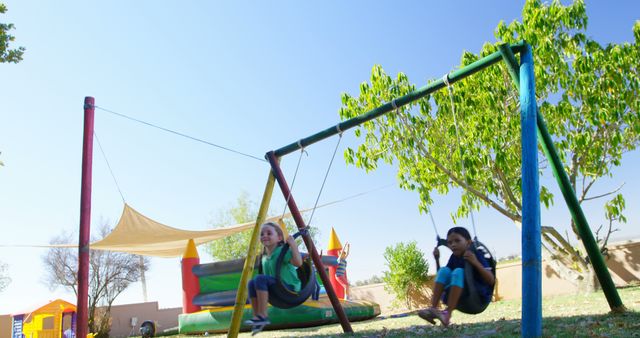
[227,169,277,337]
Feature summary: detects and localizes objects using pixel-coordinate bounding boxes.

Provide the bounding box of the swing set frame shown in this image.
[73,41,625,338]
[224,41,625,338]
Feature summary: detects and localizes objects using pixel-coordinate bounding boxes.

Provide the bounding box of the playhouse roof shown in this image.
[12,299,76,318]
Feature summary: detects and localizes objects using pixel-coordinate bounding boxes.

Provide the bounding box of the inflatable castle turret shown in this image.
[326,227,347,300]
[181,239,201,313]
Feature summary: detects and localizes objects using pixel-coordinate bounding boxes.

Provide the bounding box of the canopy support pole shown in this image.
[77,96,95,338]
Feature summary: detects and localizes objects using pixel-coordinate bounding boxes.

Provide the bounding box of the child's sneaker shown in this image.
[251,324,266,336]
[244,318,259,325]
[417,307,438,325]
[244,316,270,326]
[436,309,450,327]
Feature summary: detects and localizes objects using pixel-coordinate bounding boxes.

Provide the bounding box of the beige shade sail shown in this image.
[38,189,373,257]
[87,204,287,258]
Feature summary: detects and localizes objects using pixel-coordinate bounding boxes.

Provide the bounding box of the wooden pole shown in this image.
[227,170,277,337]
[266,151,353,333]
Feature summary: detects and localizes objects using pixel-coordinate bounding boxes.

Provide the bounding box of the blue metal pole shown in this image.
[519,44,542,337]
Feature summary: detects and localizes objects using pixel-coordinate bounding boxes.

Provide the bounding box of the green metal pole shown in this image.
[228,170,278,337]
[273,41,527,157]
[499,44,625,313]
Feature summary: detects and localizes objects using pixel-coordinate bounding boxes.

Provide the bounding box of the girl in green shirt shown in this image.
[245,222,302,326]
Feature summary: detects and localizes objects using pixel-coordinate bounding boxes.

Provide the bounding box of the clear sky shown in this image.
[1,1,639,312]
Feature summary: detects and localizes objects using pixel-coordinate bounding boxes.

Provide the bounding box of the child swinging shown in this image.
[245,222,302,330]
[419,226,495,327]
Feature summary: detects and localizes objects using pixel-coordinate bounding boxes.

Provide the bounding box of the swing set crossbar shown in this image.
[273,41,527,157]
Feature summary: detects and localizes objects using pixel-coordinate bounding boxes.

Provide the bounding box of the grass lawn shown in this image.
[177,286,640,337]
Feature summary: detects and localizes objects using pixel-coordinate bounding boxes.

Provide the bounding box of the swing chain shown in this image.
[307,132,343,226]
[281,146,307,219]
[296,226,311,237]
[443,73,478,239]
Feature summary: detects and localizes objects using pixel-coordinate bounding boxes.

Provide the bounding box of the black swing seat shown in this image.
[457,240,497,314]
[260,232,317,309]
[436,238,497,314]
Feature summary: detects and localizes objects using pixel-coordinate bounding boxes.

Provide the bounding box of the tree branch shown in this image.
[396,113,521,222]
[416,141,521,221]
[542,226,588,269]
[494,165,522,211]
[582,182,625,202]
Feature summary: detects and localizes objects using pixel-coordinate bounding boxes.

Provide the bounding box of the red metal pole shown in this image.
[77,96,95,338]
[265,151,353,333]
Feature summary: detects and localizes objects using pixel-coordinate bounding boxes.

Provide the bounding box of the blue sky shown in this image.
[1,1,639,311]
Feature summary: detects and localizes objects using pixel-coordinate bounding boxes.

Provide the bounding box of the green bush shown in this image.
[382,241,430,309]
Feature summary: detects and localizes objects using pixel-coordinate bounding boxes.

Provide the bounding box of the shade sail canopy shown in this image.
[88,204,279,257]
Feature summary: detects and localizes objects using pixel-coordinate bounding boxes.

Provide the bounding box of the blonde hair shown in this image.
[261,221,285,242]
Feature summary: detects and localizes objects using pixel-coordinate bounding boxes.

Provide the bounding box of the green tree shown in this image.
[339,0,639,291]
[382,241,430,309]
[0,2,25,63]
[206,192,320,261]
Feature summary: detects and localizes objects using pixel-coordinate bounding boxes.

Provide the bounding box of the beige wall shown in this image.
[493,260,578,301]
[0,315,11,338]
[494,239,640,301]
[107,302,181,338]
[603,241,640,285]
[351,283,402,315]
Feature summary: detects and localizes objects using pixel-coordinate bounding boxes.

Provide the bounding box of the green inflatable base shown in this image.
[179,296,380,334]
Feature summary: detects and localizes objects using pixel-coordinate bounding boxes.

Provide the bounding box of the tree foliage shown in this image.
[0,2,25,63]
[206,192,320,261]
[43,223,150,338]
[339,0,639,289]
[382,241,430,309]
[354,274,384,287]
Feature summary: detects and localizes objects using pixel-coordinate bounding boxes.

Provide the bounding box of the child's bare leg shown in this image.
[446,285,463,312]
[257,290,269,318]
[250,297,258,316]
[431,282,445,308]
[337,276,349,299]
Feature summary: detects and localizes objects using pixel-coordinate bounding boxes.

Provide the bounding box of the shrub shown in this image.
[382,241,430,309]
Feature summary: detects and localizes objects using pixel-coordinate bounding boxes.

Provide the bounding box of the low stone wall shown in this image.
[0,315,10,338]
[108,302,181,338]
[604,240,640,285]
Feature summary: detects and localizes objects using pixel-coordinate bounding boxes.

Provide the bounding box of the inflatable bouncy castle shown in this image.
[178,229,379,334]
